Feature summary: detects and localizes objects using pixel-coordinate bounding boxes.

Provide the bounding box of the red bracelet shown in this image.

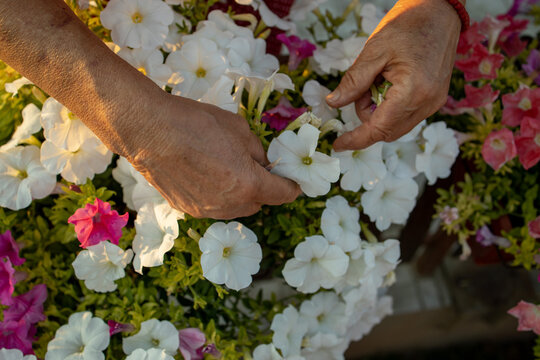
[446,0,470,32]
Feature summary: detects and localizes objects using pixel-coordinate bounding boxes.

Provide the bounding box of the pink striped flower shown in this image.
[502,87,540,127]
[481,128,517,170]
[508,300,540,335]
[455,44,504,81]
[515,116,540,169]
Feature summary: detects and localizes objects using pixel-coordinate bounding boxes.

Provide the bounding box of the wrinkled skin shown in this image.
[327,0,463,151]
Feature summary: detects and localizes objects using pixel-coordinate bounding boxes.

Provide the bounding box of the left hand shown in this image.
[326,0,462,151]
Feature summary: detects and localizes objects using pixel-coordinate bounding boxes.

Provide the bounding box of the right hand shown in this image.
[125,94,301,220]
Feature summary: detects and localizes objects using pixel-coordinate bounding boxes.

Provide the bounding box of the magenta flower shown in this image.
[0,257,15,306]
[448,84,500,114]
[68,198,129,248]
[502,87,540,127]
[4,284,47,324]
[475,225,510,247]
[108,320,136,336]
[508,300,540,334]
[529,216,540,238]
[0,230,25,266]
[457,23,485,56]
[261,97,307,131]
[179,328,220,360]
[523,49,540,86]
[515,116,540,169]
[497,15,528,57]
[455,44,504,81]
[0,320,34,355]
[481,128,517,171]
[276,33,316,70]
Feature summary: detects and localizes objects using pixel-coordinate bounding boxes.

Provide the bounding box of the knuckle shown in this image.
[370,125,393,143]
[342,70,362,90]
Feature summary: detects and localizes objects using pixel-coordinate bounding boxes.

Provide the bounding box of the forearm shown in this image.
[0,0,165,157]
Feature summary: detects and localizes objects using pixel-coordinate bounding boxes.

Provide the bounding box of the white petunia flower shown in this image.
[382,141,421,179]
[396,120,426,143]
[368,239,401,284]
[282,235,349,293]
[123,319,179,355]
[162,13,190,53]
[313,37,367,74]
[227,37,279,78]
[270,305,308,358]
[361,174,418,231]
[232,70,294,105]
[132,202,179,274]
[126,348,174,360]
[416,122,459,185]
[45,312,109,360]
[252,344,284,360]
[341,280,379,317]
[338,103,362,134]
[358,3,384,35]
[332,142,387,192]
[302,80,338,122]
[300,292,348,337]
[321,196,361,253]
[100,0,174,49]
[40,137,113,184]
[301,333,349,360]
[199,221,262,291]
[338,244,377,290]
[72,241,133,292]
[117,47,172,88]
[289,0,329,22]
[200,75,237,113]
[267,124,340,197]
[41,97,96,152]
[5,77,33,95]
[167,38,228,99]
[1,104,42,151]
[0,348,36,360]
[0,146,56,210]
[346,296,393,342]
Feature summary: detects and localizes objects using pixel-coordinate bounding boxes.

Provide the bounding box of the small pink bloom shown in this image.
[439,206,459,225]
[68,198,129,248]
[0,258,15,306]
[481,128,517,170]
[0,320,34,355]
[508,300,540,335]
[497,15,528,57]
[455,44,504,81]
[475,225,511,247]
[456,84,500,110]
[457,22,485,56]
[4,284,47,324]
[529,215,540,238]
[0,230,25,266]
[276,33,316,70]
[477,15,509,50]
[179,327,220,360]
[515,116,540,169]
[261,97,307,131]
[108,320,136,336]
[502,87,540,127]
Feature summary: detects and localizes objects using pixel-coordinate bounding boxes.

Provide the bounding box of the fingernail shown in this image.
[327,89,341,103]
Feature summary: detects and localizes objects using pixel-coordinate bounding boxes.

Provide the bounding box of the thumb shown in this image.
[326,50,387,109]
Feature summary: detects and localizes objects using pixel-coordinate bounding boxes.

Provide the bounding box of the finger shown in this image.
[246,132,269,166]
[355,92,375,123]
[251,162,302,205]
[333,87,416,151]
[326,49,387,109]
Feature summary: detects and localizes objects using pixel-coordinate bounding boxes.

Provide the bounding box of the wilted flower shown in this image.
[199,221,262,291]
[68,198,129,248]
[268,124,340,197]
[179,328,220,360]
[122,319,179,356]
[45,312,110,360]
[100,0,174,49]
[108,320,136,336]
[481,128,517,170]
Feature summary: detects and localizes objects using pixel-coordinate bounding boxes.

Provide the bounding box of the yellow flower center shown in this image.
[491,138,506,150]
[137,67,147,76]
[479,60,492,75]
[17,170,28,180]
[67,111,78,121]
[195,67,207,78]
[302,156,313,165]
[535,134,540,147]
[519,97,532,111]
[132,12,143,23]
[152,338,160,346]
[352,150,361,159]
[222,247,232,258]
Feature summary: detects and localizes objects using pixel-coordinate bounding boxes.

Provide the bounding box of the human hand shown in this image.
[123,94,301,220]
[326,0,463,151]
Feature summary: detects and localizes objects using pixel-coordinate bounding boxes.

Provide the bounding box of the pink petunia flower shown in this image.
[0,320,34,355]
[68,198,129,248]
[456,84,500,112]
[529,215,540,238]
[502,87,540,127]
[508,300,540,335]
[481,128,517,170]
[276,33,316,71]
[108,320,136,336]
[477,15,509,51]
[457,23,485,56]
[4,284,47,324]
[455,44,504,81]
[0,230,25,266]
[261,97,307,131]
[497,15,528,57]
[515,116,540,169]
[179,328,220,360]
[0,257,15,306]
